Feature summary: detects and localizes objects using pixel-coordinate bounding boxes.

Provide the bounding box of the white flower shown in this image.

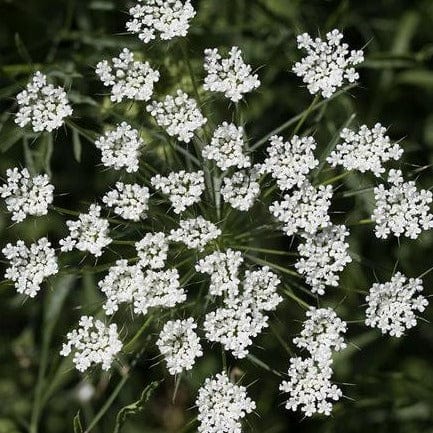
[135,232,169,269]
[156,317,203,375]
[196,372,256,433]
[203,46,260,102]
[0,167,54,223]
[280,357,342,417]
[260,135,318,190]
[2,238,58,298]
[147,90,206,143]
[95,122,144,172]
[195,249,244,297]
[126,0,196,43]
[59,204,112,257]
[169,216,221,251]
[60,316,122,372]
[96,48,159,103]
[98,260,145,315]
[365,272,428,337]
[293,307,347,365]
[151,170,205,213]
[293,29,364,98]
[15,71,72,132]
[295,225,352,295]
[327,123,403,176]
[221,168,260,211]
[102,182,150,221]
[372,169,433,239]
[133,269,186,315]
[270,181,332,236]
[202,122,251,171]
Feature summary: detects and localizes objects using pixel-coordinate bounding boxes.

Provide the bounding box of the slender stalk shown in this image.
[292,94,320,136]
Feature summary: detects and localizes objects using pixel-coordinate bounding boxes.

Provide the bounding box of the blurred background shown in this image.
[1,0,433,432]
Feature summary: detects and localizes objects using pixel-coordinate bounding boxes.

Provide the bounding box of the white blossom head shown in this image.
[365,272,428,337]
[196,372,256,433]
[135,232,169,269]
[95,122,144,172]
[147,90,207,143]
[2,237,58,298]
[15,71,72,132]
[0,167,54,223]
[60,316,122,372]
[59,204,112,257]
[203,46,260,102]
[126,0,196,43]
[156,317,203,375]
[293,29,364,98]
[221,168,260,211]
[96,48,159,102]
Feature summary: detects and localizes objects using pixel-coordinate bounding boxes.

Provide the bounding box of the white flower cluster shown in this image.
[59,204,112,257]
[196,372,256,433]
[102,182,150,221]
[135,232,169,269]
[372,169,433,239]
[126,0,196,43]
[2,238,58,297]
[203,46,260,102]
[260,135,318,190]
[151,170,205,213]
[156,317,203,375]
[96,48,159,102]
[147,90,206,143]
[221,169,260,211]
[202,122,251,171]
[365,272,428,337]
[60,316,122,372]
[95,122,144,172]
[327,124,403,176]
[169,217,221,251]
[280,357,342,417]
[295,225,352,295]
[15,71,72,132]
[270,181,332,236]
[293,29,364,98]
[0,167,54,223]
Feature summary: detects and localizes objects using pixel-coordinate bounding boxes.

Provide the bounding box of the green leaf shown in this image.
[113,381,161,433]
[0,119,24,153]
[397,70,433,89]
[72,128,82,163]
[73,411,84,433]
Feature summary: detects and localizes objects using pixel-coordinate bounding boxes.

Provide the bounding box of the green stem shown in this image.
[292,94,320,136]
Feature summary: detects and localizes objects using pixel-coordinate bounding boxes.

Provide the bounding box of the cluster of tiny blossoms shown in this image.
[220,169,260,211]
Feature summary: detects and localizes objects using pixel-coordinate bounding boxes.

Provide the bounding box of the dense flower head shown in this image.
[293,307,347,365]
[0,167,54,223]
[372,169,433,239]
[151,170,205,213]
[196,372,256,433]
[135,232,169,269]
[221,168,260,211]
[203,46,260,102]
[15,71,72,132]
[202,122,251,171]
[98,260,145,315]
[260,135,318,190]
[95,122,144,172]
[60,316,122,372]
[102,182,150,221]
[147,90,207,143]
[295,225,352,295]
[156,317,203,375]
[126,0,196,43]
[96,48,160,102]
[2,238,58,298]
[280,357,342,417]
[169,216,221,250]
[293,29,364,98]
[365,272,428,337]
[59,204,112,257]
[270,181,333,236]
[327,123,403,176]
